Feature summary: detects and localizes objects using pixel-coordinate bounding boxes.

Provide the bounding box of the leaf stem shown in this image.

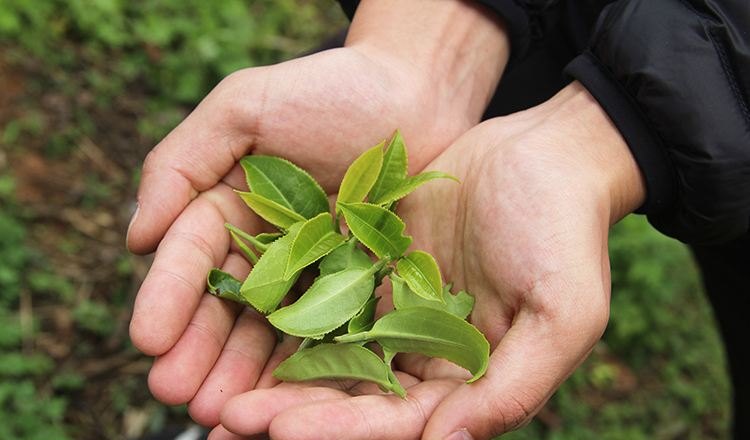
[229,230,259,264]
[297,337,316,351]
[334,331,372,344]
[332,211,342,234]
[225,222,270,253]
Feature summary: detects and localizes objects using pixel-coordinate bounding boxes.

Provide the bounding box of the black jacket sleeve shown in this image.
[564,0,750,245]
[336,0,750,245]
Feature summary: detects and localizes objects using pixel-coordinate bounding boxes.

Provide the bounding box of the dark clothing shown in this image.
[340,0,750,245]
[692,239,750,440]
[337,0,749,437]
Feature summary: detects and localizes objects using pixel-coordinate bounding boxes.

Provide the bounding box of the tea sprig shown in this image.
[206,130,489,396]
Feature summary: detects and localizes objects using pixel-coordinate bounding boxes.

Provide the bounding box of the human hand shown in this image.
[214,81,646,439]
[127,0,508,427]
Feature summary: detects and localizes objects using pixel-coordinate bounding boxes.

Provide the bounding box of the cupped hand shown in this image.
[126,10,508,424]
[128,47,468,421]
[214,82,646,439]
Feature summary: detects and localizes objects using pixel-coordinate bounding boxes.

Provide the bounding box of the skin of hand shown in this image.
[213,81,647,440]
[126,0,509,428]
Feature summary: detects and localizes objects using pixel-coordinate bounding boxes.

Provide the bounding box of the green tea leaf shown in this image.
[268,264,380,338]
[273,343,405,397]
[286,212,346,278]
[240,223,303,314]
[371,171,458,206]
[318,239,373,277]
[236,191,306,230]
[207,268,249,305]
[255,232,283,244]
[396,251,443,302]
[368,130,407,203]
[240,155,329,219]
[337,141,384,206]
[391,276,475,319]
[348,296,380,334]
[338,202,412,259]
[335,307,489,382]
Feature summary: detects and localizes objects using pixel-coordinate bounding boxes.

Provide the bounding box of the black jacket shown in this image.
[338,0,750,245]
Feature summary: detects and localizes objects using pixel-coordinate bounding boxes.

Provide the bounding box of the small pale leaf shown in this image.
[240,223,303,313]
[337,141,384,206]
[368,130,408,203]
[236,191,306,230]
[371,171,458,206]
[396,251,443,302]
[285,212,345,278]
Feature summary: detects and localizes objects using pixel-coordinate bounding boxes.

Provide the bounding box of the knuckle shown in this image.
[141,147,161,175]
[487,393,536,435]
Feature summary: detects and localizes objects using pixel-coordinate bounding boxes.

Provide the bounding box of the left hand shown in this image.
[211,82,646,440]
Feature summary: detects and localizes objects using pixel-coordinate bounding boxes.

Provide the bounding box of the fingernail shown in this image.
[126,202,140,244]
[445,429,474,440]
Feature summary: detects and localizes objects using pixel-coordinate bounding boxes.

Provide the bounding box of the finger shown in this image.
[188,307,277,427]
[254,333,304,389]
[221,386,350,435]
[394,353,471,382]
[130,182,263,355]
[146,251,248,405]
[267,379,459,440]
[423,296,609,440]
[127,71,259,254]
[208,424,255,440]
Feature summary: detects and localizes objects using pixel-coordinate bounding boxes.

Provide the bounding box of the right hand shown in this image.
[127,0,508,426]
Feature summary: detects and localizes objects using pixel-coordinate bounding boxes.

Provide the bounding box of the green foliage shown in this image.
[274,343,406,397]
[268,265,379,338]
[285,212,346,278]
[396,250,444,302]
[0,381,70,440]
[369,130,408,203]
[392,277,474,320]
[0,1,345,437]
[0,0,344,150]
[240,155,330,220]
[240,223,303,314]
[209,133,490,394]
[336,141,384,206]
[318,238,373,277]
[336,307,490,382]
[370,170,458,206]
[338,202,413,259]
[236,191,307,229]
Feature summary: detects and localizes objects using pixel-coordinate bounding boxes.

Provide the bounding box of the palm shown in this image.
[215,114,617,439]
[128,46,475,427]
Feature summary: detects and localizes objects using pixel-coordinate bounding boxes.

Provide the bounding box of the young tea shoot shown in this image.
[206,130,490,396]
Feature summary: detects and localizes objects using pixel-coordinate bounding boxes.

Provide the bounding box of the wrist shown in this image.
[345,0,509,123]
[531,82,647,223]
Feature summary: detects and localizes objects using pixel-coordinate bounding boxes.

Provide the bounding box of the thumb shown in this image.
[127,71,259,254]
[423,296,608,439]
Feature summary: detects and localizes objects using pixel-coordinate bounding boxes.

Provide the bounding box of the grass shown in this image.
[0,1,730,438]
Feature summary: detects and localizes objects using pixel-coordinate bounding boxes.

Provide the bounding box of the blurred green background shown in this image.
[0,1,730,439]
